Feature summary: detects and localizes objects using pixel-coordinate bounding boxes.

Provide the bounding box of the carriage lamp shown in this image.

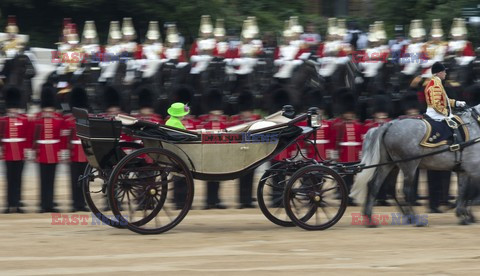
[308,107,322,128]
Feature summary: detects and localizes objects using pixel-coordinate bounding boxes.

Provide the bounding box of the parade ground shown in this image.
[1,163,480,275]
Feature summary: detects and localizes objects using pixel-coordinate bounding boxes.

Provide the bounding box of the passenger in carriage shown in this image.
[198,89,228,209]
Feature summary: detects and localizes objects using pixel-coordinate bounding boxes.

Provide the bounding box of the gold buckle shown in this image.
[449,144,460,151]
[445,118,458,129]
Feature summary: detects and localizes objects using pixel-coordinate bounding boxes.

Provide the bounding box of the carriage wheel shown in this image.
[82,142,143,228]
[257,162,295,227]
[284,165,347,231]
[108,147,194,234]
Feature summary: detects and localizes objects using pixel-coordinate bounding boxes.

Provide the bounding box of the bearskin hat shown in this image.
[69,86,88,109]
[305,88,325,110]
[172,85,193,104]
[137,87,155,108]
[339,92,357,114]
[40,84,57,108]
[237,90,254,112]
[103,86,121,109]
[401,92,421,114]
[4,86,22,109]
[466,84,480,106]
[205,88,224,112]
[372,94,391,115]
[271,88,291,113]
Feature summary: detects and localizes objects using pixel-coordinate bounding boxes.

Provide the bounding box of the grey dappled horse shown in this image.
[351,105,480,225]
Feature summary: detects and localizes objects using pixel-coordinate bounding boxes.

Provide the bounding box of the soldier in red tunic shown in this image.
[63,87,89,212]
[331,92,363,205]
[198,89,228,209]
[32,84,67,212]
[0,87,32,213]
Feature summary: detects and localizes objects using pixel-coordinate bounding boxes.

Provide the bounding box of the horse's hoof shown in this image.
[459,219,471,225]
[366,223,377,228]
[468,216,476,224]
[415,223,427,227]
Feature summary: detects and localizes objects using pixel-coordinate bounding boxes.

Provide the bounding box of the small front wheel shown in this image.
[284,165,347,231]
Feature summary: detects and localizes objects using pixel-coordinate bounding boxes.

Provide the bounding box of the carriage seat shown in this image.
[225,111,293,133]
[115,114,201,142]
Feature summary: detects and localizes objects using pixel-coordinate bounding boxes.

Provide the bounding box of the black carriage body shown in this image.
[73,108,124,169]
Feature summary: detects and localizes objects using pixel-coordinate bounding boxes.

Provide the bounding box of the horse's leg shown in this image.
[456,173,472,225]
[363,165,395,227]
[397,161,422,225]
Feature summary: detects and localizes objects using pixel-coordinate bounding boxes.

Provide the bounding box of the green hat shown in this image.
[168,102,190,117]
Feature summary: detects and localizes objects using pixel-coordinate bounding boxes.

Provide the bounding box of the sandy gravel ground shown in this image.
[0,162,479,275]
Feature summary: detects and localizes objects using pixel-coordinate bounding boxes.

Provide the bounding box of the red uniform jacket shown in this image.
[32,111,67,164]
[64,114,87,163]
[197,114,228,131]
[332,119,363,162]
[0,113,32,161]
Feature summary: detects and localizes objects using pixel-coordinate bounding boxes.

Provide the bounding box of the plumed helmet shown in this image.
[40,84,57,108]
[4,86,22,109]
[103,86,121,109]
[137,87,154,108]
[69,86,88,109]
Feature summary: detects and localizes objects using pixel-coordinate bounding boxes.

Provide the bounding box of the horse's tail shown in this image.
[350,122,391,204]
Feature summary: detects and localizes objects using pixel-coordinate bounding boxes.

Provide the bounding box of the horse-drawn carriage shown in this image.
[74,106,351,234]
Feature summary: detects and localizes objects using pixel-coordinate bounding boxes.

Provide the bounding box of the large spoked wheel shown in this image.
[108,147,194,234]
[257,162,295,227]
[284,165,347,231]
[82,142,143,228]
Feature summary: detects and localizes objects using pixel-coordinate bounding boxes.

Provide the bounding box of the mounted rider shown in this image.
[139,21,163,79]
[317,18,351,78]
[120,18,140,84]
[447,18,475,67]
[161,23,187,65]
[232,17,263,75]
[98,21,123,82]
[425,62,466,125]
[400,19,426,77]
[273,16,309,80]
[190,15,215,75]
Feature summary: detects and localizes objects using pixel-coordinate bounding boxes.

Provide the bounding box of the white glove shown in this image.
[456,101,466,108]
[24,149,36,161]
[59,149,70,161]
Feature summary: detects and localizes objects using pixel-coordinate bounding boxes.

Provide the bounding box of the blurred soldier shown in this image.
[362,94,395,206]
[140,21,163,79]
[99,21,123,82]
[120,17,140,84]
[331,91,363,205]
[57,18,72,53]
[32,84,66,213]
[447,18,475,66]
[389,25,409,64]
[0,16,36,110]
[198,89,228,209]
[161,24,188,64]
[212,19,229,58]
[0,87,31,213]
[81,21,100,56]
[232,90,261,208]
[317,18,350,78]
[64,86,89,212]
[400,19,426,77]
[190,15,215,74]
[273,17,309,80]
[421,19,448,78]
[232,17,263,75]
[300,21,322,53]
[303,89,334,161]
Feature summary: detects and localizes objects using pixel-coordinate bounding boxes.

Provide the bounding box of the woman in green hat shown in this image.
[165,102,190,129]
